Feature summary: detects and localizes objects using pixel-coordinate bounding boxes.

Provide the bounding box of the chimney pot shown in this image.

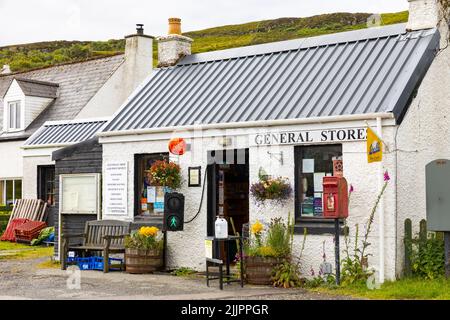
[168,18,182,35]
[1,65,11,75]
[136,24,144,35]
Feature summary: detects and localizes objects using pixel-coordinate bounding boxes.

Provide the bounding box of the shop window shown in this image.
[295,145,343,228]
[0,179,22,207]
[60,174,100,215]
[38,166,56,207]
[135,153,169,218]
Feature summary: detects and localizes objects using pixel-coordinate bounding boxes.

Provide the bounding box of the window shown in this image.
[60,174,99,215]
[135,153,169,218]
[7,101,22,130]
[38,166,56,207]
[0,179,22,207]
[295,145,343,223]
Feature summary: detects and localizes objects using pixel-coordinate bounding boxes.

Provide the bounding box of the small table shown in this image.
[205,236,244,290]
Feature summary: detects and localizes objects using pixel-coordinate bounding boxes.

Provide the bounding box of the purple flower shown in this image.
[384,171,391,182]
[349,185,354,194]
[310,267,315,277]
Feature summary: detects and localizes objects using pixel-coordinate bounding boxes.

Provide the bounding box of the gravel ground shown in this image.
[0,258,359,300]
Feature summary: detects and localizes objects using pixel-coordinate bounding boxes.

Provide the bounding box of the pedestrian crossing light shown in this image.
[164,193,185,232]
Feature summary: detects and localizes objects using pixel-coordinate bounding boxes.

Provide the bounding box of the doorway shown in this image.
[207,149,249,261]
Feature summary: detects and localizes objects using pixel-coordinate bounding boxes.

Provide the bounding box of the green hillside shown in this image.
[0,11,408,73]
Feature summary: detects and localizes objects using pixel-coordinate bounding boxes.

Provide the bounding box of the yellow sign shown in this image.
[367,127,383,163]
[205,240,213,259]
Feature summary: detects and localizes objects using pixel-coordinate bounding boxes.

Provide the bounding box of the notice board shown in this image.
[104,162,128,216]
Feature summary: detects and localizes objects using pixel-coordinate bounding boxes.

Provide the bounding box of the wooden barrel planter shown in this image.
[245,256,282,285]
[125,248,163,274]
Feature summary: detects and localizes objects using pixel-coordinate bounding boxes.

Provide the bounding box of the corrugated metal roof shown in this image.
[15,78,59,98]
[104,24,440,133]
[25,119,108,146]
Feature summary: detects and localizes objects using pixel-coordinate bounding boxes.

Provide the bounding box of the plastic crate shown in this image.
[77,257,92,271]
[0,218,30,242]
[91,256,124,271]
[14,221,47,243]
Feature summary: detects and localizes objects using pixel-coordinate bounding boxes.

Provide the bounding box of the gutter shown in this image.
[98,113,396,138]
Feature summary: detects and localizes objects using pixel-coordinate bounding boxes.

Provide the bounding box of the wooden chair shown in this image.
[61,220,131,273]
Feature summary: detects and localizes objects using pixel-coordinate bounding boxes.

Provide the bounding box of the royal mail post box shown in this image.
[323,177,349,219]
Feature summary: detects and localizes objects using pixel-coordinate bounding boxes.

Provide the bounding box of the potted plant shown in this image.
[125,226,164,274]
[149,160,182,191]
[244,217,293,285]
[250,168,292,206]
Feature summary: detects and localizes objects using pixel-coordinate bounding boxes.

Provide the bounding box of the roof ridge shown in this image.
[15,77,59,87]
[0,53,125,78]
[178,23,410,66]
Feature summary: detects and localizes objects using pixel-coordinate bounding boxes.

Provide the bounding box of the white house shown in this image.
[91,0,450,282]
[0,25,154,221]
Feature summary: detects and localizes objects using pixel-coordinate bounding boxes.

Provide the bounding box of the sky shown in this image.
[0,0,409,46]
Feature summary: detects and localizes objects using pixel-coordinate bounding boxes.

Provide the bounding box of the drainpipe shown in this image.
[377,117,385,284]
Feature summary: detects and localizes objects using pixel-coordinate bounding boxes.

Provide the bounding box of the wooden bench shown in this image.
[61,220,131,273]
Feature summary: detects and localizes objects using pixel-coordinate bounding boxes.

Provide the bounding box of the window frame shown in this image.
[59,173,101,216]
[0,179,22,207]
[294,144,345,235]
[37,165,56,207]
[7,101,22,132]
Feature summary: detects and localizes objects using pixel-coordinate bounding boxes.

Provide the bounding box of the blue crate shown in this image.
[91,256,123,271]
[77,257,92,271]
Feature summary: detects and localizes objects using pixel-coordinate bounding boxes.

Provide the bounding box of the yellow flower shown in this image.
[139,226,160,237]
[251,221,264,235]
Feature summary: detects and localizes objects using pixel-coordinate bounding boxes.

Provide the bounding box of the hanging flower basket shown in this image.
[250,172,292,206]
[149,160,182,190]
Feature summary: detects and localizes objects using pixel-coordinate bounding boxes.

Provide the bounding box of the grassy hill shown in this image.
[0,11,408,73]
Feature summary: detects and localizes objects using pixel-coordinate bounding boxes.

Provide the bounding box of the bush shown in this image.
[125,227,164,251]
[409,233,445,280]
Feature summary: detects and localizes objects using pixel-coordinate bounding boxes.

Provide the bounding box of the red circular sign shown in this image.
[169,138,187,156]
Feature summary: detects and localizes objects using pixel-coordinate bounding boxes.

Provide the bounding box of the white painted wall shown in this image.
[24,95,54,129]
[396,44,450,277]
[2,80,25,133]
[22,149,57,199]
[101,119,398,279]
[0,140,24,179]
[76,35,153,120]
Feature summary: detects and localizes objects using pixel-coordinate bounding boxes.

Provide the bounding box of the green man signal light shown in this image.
[164,193,185,232]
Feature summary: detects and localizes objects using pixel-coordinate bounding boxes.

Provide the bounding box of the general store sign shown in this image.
[104,162,128,216]
[251,127,367,147]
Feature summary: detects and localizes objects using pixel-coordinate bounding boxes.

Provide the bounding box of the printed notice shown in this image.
[104,162,128,216]
[302,159,315,173]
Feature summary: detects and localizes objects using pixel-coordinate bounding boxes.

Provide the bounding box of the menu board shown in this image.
[104,162,128,216]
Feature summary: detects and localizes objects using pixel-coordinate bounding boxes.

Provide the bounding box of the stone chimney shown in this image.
[157,18,193,67]
[407,0,449,47]
[124,24,154,93]
[1,65,11,75]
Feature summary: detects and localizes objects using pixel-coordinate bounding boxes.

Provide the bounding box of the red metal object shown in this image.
[14,221,47,243]
[168,138,187,156]
[0,218,30,242]
[323,177,349,219]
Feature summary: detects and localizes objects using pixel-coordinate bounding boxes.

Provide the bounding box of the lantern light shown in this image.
[169,138,187,156]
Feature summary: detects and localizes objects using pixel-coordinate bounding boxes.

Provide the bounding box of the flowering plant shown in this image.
[250,169,292,206]
[149,160,182,190]
[125,226,164,251]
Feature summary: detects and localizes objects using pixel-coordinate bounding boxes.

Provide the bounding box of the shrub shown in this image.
[409,233,445,280]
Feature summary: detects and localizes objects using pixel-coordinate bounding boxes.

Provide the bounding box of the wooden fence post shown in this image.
[404,219,412,277]
[419,220,427,252]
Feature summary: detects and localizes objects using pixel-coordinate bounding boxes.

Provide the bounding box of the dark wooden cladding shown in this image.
[53,138,103,256]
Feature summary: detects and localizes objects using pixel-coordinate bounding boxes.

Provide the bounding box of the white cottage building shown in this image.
[0,25,154,223]
[23,0,442,283]
[93,0,450,282]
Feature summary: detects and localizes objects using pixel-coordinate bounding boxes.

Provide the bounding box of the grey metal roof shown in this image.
[25,119,108,146]
[104,24,440,133]
[0,55,124,140]
[14,78,59,98]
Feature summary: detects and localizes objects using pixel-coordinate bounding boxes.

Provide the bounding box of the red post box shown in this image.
[323,177,349,219]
